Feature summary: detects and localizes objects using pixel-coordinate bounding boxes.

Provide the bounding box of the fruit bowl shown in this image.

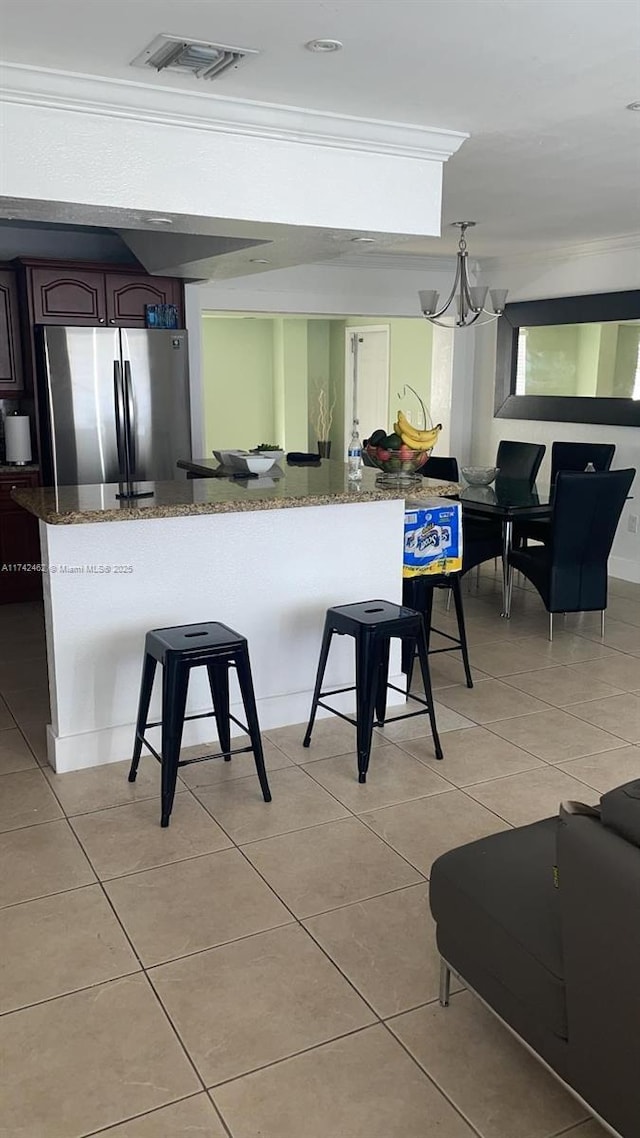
[364,414,442,486]
[461,466,499,486]
[364,442,431,479]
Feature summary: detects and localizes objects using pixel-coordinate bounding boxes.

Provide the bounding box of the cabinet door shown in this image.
[0,270,24,395]
[105,274,183,327]
[0,475,42,603]
[31,267,107,325]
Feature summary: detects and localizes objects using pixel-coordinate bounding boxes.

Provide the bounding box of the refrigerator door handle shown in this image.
[123,360,137,480]
[113,360,130,485]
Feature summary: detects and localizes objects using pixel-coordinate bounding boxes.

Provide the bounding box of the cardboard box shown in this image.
[403,498,463,577]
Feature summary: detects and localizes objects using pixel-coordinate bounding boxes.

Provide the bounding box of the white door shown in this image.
[344,326,390,456]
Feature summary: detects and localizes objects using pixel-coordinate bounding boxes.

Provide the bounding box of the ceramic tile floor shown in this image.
[1,570,638,1137]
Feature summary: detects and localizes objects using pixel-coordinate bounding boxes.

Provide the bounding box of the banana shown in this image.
[396,410,439,443]
[394,411,442,450]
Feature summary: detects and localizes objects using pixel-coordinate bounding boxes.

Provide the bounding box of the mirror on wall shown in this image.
[495,290,640,426]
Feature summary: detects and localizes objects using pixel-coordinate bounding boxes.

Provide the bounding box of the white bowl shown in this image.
[213,450,274,474]
[461,466,499,486]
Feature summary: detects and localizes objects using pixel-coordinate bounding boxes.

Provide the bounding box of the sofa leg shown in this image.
[439,959,451,1008]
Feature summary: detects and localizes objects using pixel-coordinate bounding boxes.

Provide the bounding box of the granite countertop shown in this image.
[11,460,459,525]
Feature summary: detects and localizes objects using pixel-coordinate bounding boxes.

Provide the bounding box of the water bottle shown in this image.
[348,419,362,481]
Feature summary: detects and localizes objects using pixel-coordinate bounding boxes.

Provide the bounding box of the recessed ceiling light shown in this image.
[304,38,343,53]
[350,237,375,244]
[626,101,640,110]
[249,258,271,264]
[145,216,173,225]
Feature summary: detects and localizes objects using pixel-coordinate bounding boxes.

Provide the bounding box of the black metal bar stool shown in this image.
[303,600,443,783]
[402,574,473,689]
[128,621,272,826]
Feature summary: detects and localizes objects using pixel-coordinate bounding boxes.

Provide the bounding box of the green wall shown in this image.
[202,317,275,452]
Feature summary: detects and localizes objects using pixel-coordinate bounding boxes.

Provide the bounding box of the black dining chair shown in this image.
[496,440,546,485]
[419,456,460,483]
[458,443,545,589]
[550,441,616,481]
[508,468,635,639]
[516,441,616,547]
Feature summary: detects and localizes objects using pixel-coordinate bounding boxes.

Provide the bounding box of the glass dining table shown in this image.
[459,478,553,617]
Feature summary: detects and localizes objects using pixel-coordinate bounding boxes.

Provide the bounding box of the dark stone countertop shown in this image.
[11,460,459,525]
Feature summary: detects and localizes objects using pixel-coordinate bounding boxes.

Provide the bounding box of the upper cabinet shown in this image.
[30,267,107,325]
[105,274,182,327]
[25,263,184,329]
[0,269,25,396]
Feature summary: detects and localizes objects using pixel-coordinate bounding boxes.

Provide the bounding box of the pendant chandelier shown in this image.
[418,221,508,328]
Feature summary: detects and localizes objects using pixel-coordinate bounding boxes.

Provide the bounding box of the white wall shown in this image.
[473,243,640,582]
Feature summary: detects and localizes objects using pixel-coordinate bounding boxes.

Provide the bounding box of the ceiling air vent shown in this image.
[131,34,259,81]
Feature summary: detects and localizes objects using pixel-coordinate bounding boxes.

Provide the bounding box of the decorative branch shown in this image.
[313,385,337,440]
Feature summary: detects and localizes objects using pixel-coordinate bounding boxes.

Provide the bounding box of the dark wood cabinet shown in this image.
[25,263,184,329]
[30,267,107,325]
[105,274,182,327]
[0,269,25,396]
[0,472,41,603]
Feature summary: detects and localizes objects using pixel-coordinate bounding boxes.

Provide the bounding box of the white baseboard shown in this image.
[609,556,640,584]
[46,678,407,773]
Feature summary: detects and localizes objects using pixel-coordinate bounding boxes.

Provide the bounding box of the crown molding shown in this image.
[481,232,640,271]
[0,62,468,162]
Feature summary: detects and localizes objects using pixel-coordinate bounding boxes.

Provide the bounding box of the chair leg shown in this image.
[601,610,606,638]
[445,589,452,613]
[451,576,473,689]
[549,612,554,643]
[374,639,391,725]
[207,661,231,760]
[355,634,381,783]
[404,581,435,694]
[235,649,272,803]
[160,658,189,827]
[128,653,157,783]
[303,620,334,748]
[401,636,415,688]
[415,620,443,761]
[504,562,514,619]
[439,959,451,1007]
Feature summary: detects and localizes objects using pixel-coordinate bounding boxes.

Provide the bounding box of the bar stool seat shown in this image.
[303,600,443,783]
[128,621,271,827]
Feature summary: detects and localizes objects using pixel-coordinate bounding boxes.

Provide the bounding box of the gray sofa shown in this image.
[429,780,640,1138]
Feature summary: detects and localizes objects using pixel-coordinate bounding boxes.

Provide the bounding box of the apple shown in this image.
[399,443,416,461]
[376,448,391,461]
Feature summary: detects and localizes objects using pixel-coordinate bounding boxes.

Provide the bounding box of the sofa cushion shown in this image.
[430,817,567,1039]
[600,779,640,848]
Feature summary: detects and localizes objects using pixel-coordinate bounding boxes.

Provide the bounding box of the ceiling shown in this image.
[1,0,639,257]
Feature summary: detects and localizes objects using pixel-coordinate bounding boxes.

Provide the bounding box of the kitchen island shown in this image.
[14,463,458,772]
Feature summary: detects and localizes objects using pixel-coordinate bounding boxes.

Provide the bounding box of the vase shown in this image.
[317,440,332,458]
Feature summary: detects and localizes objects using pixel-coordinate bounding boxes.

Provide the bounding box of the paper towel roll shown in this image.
[4,414,32,465]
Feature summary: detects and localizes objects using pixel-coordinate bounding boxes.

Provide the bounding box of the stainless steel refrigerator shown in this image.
[39,327,191,487]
